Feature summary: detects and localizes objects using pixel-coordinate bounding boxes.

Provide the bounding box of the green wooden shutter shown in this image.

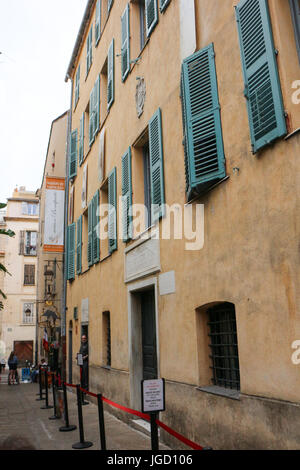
[94,75,100,135]
[92,190,100,263]
[180,72,190,193]
[88,201,93,266]
[89,87,95,147]
[76,216,82,275]
[67,223,76,280]
[75,65,80,106]
[121,4,130,82]
[235,0,287,153]
[145,0,158,37]
[160,0,170,12]
[108,167,117,253]
[79,112,84,165]
[108,0,114,13]
[95,0,101,45]
[69,129,78,179]
[181,43,226,194]
[107,39,115,110]
[86,27,93,75]
[122,147,132,242]
[148,108,165,222]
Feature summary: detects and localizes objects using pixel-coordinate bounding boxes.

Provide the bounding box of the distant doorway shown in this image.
[141,289,157,380]
[13,341,33,366]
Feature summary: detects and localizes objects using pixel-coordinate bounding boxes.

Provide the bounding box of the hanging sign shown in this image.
[44,177,65,253]
[141,378,165,413]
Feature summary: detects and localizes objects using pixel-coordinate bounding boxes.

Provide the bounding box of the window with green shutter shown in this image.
[86,26,93,76]
[108,167,117,253]
[89,76,100,147]
[75,65,80,107]
[148,108,165,222]
[180,43,226,199]
[235,0,287,153]
[95,0,101,45]
[160,0,170,13]
[122,147,132,242]
[92,190,100,263]
[145,0,158,37]
[76,216,82,275]
[69,129,78,179]
[107,39,115,110]
[67,223,76,280]
[87,201,93,267]
[79,113,84,166]
[121,4,130,82]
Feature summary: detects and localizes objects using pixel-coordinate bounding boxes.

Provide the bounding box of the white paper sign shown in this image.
[77,353,83,366]
[142,379,165,413]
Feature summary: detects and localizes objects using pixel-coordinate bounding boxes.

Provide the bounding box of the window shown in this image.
[139,0,146,50]
[95,0,101,45]
[207,303,240,391]
[23,303,34,324]
[24,265,35,285]
[89,75,100,147]
[22,202,39,216]
[108,167,117,253]
[102,311,111,367]
[79,112,84,165]
[75,65,80,107]
[143,140,152,229]
[69,130,78,179]
[121,4,130,82]
[76,216,82,275]
[86,25,93,76]
[87,190,100,266]
[180,44,226,201]
[122,147,133,241]
[235,0,287,153]
[20,231,37,256]
[107,39,115,110]
[290,0,300,64]
[145,0,158,37]
[67,223,76,281]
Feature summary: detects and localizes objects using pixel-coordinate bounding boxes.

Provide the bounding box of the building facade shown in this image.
[64,0,300,449]
[0,187,39,366]
[36,111,68,369]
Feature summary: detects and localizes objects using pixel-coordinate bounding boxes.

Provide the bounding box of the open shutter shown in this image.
[148,108,165,223]
[181,43,226,194]
[67,223,76,280]
[69,129,78,179]
[145,0,158,37]
[121,4,130,82]
[19,231,25,255]
[89,87,95,147]
[86,27,93,75]
[108,167,117,253]
[160,0,170,12]
[88,201,93,266]
[93,190,100,263]
[94,75,100,136]
[122,147,132,242]
[79,112,84,165]
[107,39,115,110]
[75,65,80,106]
[235,0,287,153]
[95,0,101,45]
[76,216,82,275]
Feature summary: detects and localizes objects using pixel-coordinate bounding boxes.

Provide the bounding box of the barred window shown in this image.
[23,303,34,324]
[102,311,111,367]
[24,265,35,286]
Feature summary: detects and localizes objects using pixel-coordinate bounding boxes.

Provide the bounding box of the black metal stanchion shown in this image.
[49,373,59,420]
[59,382,76,432]
[72,385,93,449]
[41,369,53,410]
[97,394,106,450]
[36,366,45,401]
[150,413,159,451]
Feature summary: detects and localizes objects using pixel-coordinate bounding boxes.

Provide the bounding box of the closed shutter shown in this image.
[19,231,25,255]
[145,0,158,37]
[75,65,80,106]
[94,75,100,136]
[121,4,130,82]
[67,223,76,280]
[79,112,84,165]
[86,27,93,75]
[69,130,78,179]
[108,167,117,253]
[148,108,165,222]
[107,39,115,110]
[76,216,82,275]
[235,0,287,153]
[93,190,100,263]
[122,147,132,242]
[181,43,226,195]
[95,0,101,45]
[88,201,93,267]
[89,87,95,147]
[160,0,170,12]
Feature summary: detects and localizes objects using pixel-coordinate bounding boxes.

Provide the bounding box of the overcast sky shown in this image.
[0,0,87,203]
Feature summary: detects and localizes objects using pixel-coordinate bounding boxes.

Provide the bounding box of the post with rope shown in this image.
[72,385,93,449]
[36,366,45,401]
[97,393,106,450]
[59,382,77,432]
[49,372,59,420]
[41,369,53,410]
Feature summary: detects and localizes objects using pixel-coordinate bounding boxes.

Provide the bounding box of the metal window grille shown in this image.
[103,311,111,367]
[207,303,240,390]
[23,303,34,324]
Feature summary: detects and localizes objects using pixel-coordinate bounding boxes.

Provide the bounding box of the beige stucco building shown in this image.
[64,0,300,449]
[36,111,68,370]
[0,187,39,366]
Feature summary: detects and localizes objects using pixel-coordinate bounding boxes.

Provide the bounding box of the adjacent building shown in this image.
[0,187,39,365]
[64,0,300,449]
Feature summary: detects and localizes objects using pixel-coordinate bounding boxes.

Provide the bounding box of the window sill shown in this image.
[284,127,300,141]
[196,385,240,401]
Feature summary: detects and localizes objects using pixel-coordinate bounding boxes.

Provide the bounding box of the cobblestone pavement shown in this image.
[0,372,171,451]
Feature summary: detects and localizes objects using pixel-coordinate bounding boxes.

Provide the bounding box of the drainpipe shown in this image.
[61,75,73,381]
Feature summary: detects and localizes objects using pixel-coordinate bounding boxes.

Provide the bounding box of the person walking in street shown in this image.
[0,358,5,373]
[8,351,18,385]
[77,335,89,402]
